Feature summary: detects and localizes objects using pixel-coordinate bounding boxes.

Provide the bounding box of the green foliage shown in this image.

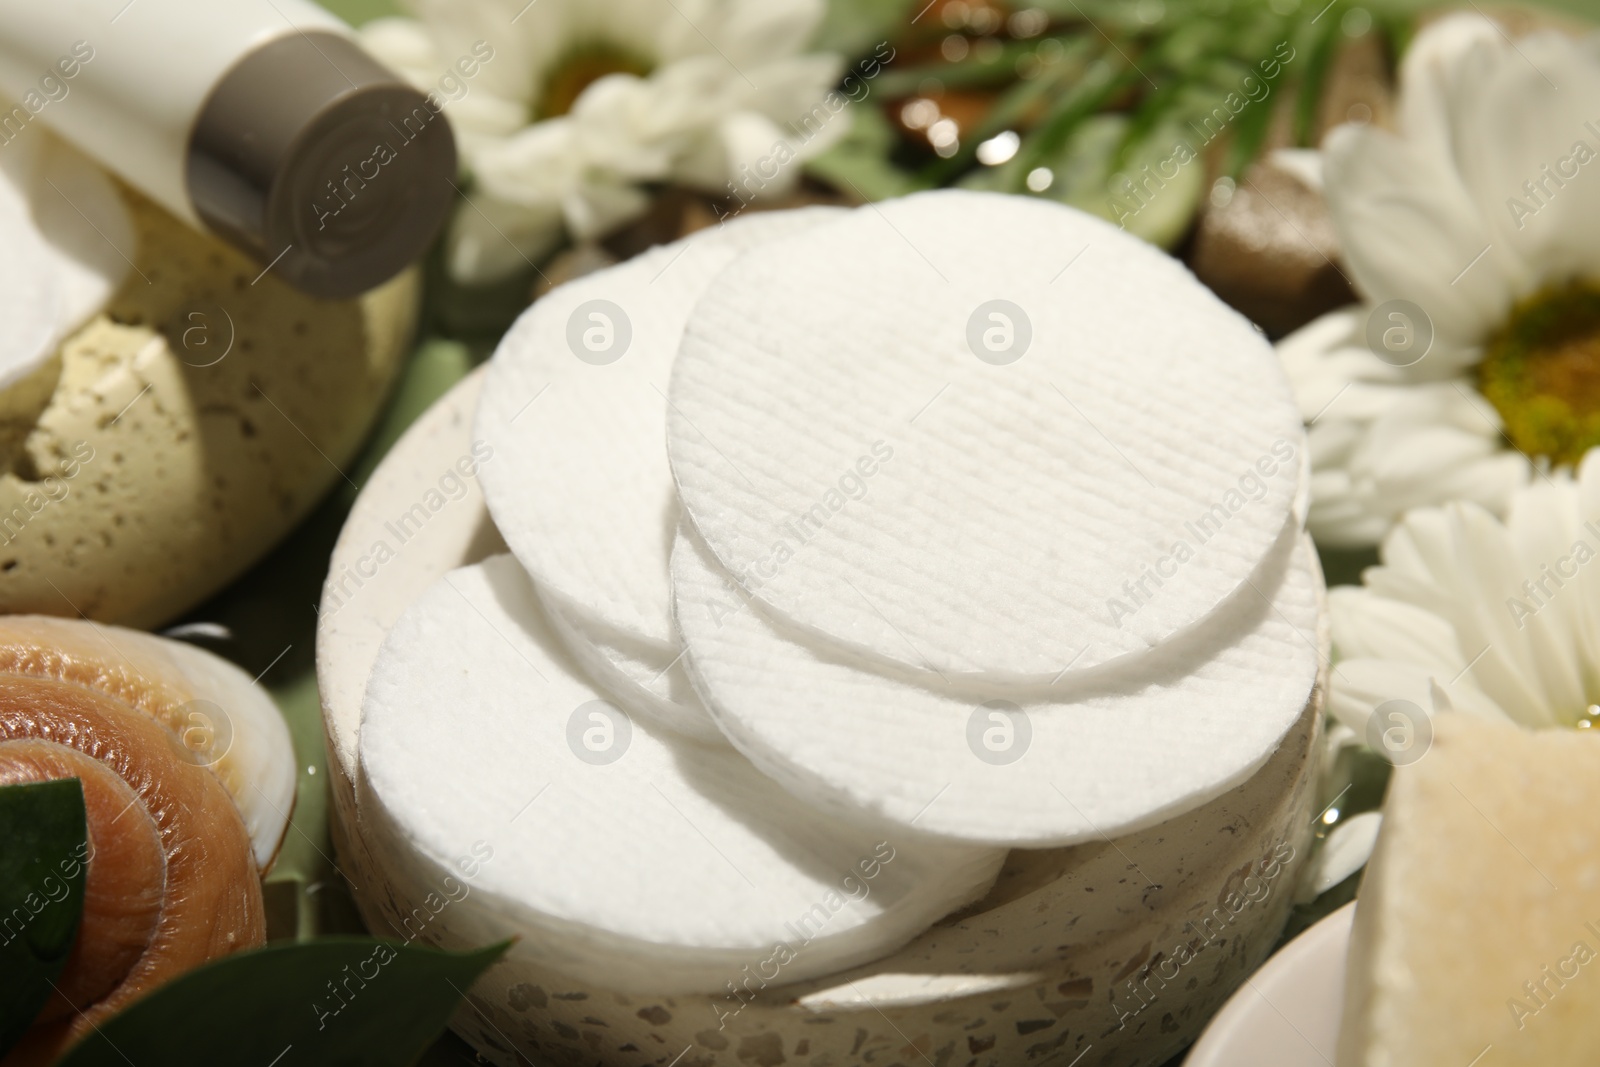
[0,779,88,1057]
[807,0,1417,246]
[57,939,509,1067]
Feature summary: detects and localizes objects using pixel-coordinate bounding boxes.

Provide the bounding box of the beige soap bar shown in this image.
[1339,715,1600,1066]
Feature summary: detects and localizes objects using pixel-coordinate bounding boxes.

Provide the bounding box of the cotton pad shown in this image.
[475,207,843,651]
[667,189,1304,682]
[0,132,134,390]
[536,583,723,745]
[0,134,133,332]
[0,166,64,390]
[671,522,1321,847]
[358,554,1005,994]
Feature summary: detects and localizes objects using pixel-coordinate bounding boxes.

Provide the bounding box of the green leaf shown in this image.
[1009,60,1142,187]
[0,778,88,1057]
[872,38,1053,97]
[57,938,510,1067]
[1111,74,1190,176]
[1109,119,1208,249]
[920,56,1082,186]
[1223,75,1278,178]
[1292,11,1346,147]
[1030,112,1127,206]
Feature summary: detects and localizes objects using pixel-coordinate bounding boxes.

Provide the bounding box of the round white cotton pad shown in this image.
[667,189,1304,681]
[0,132,134,391]
[672,523,1321,847]
[0,134,133,331]
[475,207,844,651]
[0,171,64,390]
[358,553,1005,994]
[536,584,723,745]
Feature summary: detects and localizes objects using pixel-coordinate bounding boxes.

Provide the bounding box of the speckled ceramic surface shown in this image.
[318,371,1329,1067]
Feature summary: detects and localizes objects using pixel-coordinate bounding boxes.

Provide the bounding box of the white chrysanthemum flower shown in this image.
[361,0,845,281]
[1278,14,1600,547]
[1315,431,1600,882]
[1328,449,1600,739]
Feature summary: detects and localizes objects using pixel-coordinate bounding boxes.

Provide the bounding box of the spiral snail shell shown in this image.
[0,616,294,1063]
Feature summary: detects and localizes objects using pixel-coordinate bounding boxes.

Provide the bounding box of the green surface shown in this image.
[323,0,399,25]
[180,338,482,942]
[0,779,87,1058]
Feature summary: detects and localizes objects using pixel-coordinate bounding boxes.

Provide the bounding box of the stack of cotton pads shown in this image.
[357,189,1320,999]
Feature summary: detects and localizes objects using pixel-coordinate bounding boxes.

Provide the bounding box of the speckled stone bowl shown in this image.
[0,186,417,627]
[317,369,1328,1067]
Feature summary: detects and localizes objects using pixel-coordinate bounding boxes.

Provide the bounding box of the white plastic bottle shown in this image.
[0,0,457,297]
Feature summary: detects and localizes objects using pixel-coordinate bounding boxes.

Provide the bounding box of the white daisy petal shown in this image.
[1507,473,1584,616]
[359,16,441,77]
[1328,457,1600,745]
[1431,676,1513,722]
[746,53,848,127]
[1360,420,1498,491]
[1307,502,1395,551]
[414,0,553,108]
[1360,567,1452,630]
[447,94,531,144]
[1298,811,1383,901]
[569,75,682,179]
[1328,587,1464,669]
[1444,28,1600,283]
[1277,305,1362,367]
[715,111,798,195]
[1579,450,1600,512]
[1307,416,1361,466]
[1303,408,1526,548]
[1409,450,1529,518]
[1391,13,1504,151]
[1323,719,1359,761]
[1323,123,1511,357]
[1574,453,1600,668]
[560,181,653,242]
[1326,656,1443,736]
[713,0,826,66]
[1330,654,1512,742]
[1503,475,1591,715]
[1438,503,1558,724]
[1380,504,1461,591]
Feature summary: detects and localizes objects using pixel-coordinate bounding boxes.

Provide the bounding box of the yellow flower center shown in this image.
[1478,281,1600,468]
[537,45,653,120]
